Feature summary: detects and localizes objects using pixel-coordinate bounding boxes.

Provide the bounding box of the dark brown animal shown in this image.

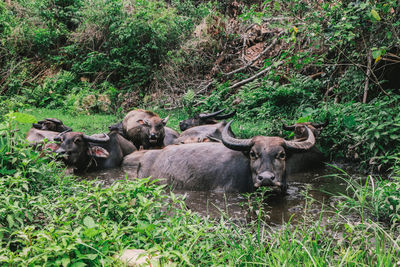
[179,109,236,131]
[32,118,72,132]
[282,118,328,141]
[175,121,233,144]
[54,130,136,172]
[122,122,318,192]
[108,122,179,147]
[26,118,72,150]
[122,109,169,149]
[164,127,180,146]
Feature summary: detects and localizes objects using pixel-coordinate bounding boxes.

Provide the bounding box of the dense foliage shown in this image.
[0,0,209,112]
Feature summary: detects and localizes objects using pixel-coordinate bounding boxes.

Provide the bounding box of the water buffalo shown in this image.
[26,118,72,149]
[54,130,136,172]
[108,121,179,147]
[26,129,63,144]
[282,118,328,141]
[179,109,236,131]
[122,109,169,149]
[164,127,180,146]
[175,121,233,144]
[32,118,72,132]
[122,121,318,192]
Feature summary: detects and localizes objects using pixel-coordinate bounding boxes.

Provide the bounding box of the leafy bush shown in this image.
[375,177,400,225]
[62,0,198,91]
[319,95,400,171]
[23,70,77,109]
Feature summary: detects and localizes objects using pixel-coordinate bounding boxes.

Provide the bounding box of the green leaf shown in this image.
[8,112,37,124]
[83,216,96,228]
[71,262,86,267]
[84,254,98,260]
[371,10,381,21]
[7,214,14,228]
[372,49,381,59]
[297,116,311,123]
[274,2,281,11]
[61,257,70,267]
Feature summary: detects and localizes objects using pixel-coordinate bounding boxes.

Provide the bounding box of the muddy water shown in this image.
[82,165,351,225]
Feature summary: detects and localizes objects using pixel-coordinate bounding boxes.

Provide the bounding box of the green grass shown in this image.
[21,107,275,138]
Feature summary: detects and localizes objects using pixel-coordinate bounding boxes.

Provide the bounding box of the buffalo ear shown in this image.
[88,146,110,158]
[137,119,145,125]
[162,116,169,125]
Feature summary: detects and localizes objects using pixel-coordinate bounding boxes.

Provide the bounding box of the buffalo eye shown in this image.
[276,151,286,160]
[249,150,257,159]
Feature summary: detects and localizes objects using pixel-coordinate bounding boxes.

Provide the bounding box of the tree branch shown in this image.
[229,61,283,90]
[362,50,372,103]
[223,32,283,77]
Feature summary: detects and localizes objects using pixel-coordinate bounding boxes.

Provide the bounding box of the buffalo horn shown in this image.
[162,116,169,125]
[83,133,110,143]
[54,128,73,141]
[221,120,254,151]
[284,126,315,150]
[214,110,236,120]
[58,129,72,136]
[198,109,225,120]
[282,123,295,131]
[311,117,329,128]
[32,123,42,129]
[45,118,63,124]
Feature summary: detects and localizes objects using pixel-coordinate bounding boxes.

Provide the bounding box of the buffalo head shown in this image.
[54,132,110,171]
[33,118,72,132]
[123,110,169,149]
[179,109,236,131]
[222,121,316,191]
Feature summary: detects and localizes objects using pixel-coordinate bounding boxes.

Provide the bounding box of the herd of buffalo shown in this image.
[26,109,329,193]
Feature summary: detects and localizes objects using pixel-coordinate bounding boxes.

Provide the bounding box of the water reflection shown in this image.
[81,165,350,225]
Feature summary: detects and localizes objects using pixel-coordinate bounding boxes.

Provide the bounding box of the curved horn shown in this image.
[32,123,42,129]
[214,110,236,120]
[221,120,254,151]
[284,126,315,150]
[282,123,295,131]
[54,128,72,141]
[58,128,72,136]
[198,109,225,120]
[83,133,110,143]
[311,117,329,128]
[45,118,63,124]
[162,115,169,125]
